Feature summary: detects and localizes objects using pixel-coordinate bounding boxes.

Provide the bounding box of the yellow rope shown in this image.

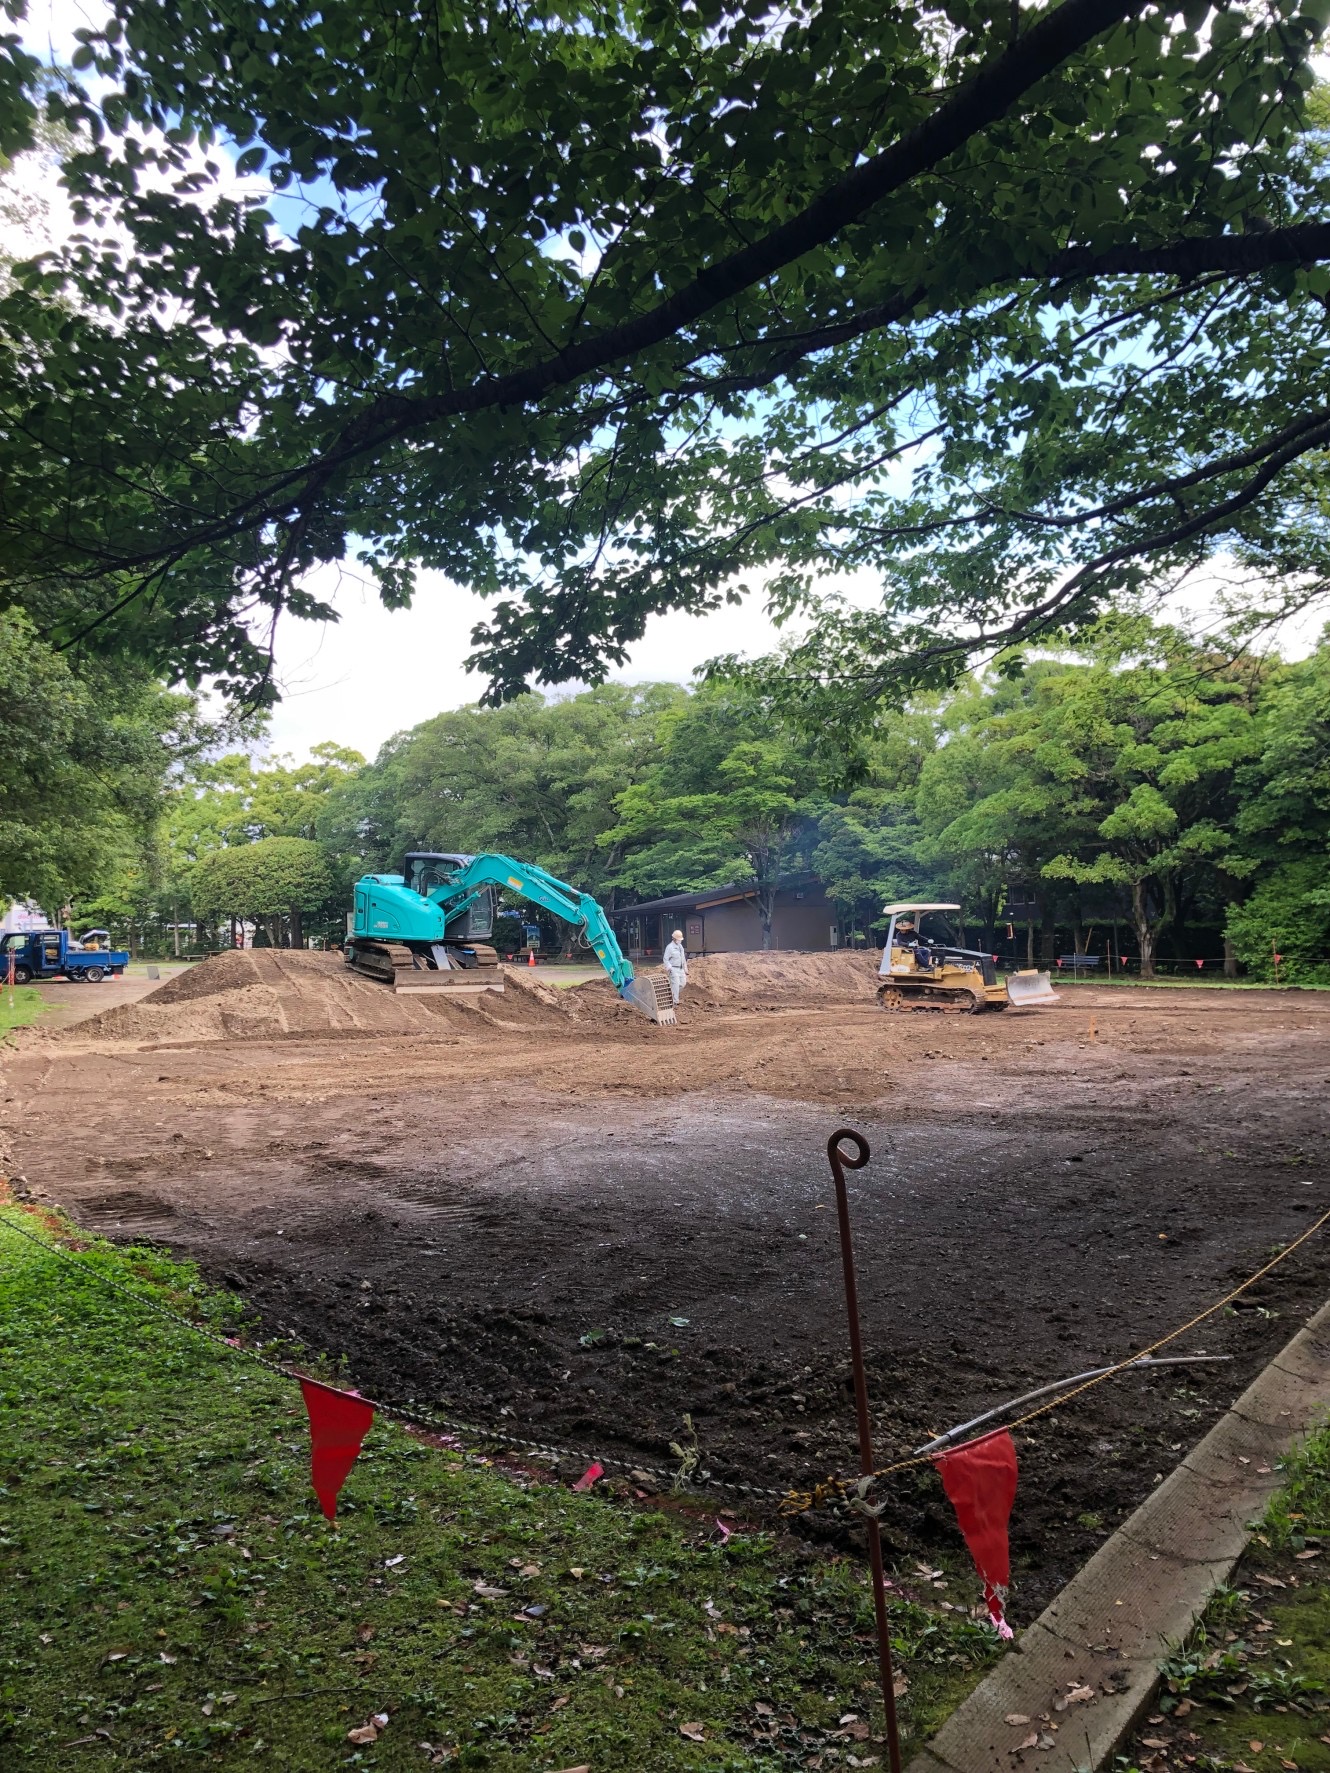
[781,1200,1330,1515]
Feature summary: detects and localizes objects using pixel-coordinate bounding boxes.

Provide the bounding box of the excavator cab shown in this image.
[403,852,495,940]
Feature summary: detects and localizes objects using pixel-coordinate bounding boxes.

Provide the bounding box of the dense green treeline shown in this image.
[18,620,1324,981]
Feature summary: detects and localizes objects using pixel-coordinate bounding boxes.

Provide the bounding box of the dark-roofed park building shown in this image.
[607,876,839,958]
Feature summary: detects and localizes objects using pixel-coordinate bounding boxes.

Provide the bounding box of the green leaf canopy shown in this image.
[1,0,1329,703]
[190,835,334,923]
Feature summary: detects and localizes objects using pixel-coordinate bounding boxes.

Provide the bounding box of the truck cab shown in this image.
[0,928,129,985]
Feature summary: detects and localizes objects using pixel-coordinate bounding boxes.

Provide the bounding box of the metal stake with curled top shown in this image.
[826,1128,903,1773]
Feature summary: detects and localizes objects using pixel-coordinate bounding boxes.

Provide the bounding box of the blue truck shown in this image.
[0,928,129,985]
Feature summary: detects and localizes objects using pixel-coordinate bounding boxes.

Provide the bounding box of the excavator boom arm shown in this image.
[439,854,635,990]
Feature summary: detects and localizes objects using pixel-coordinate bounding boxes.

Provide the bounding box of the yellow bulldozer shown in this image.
[877,902,1057,1014]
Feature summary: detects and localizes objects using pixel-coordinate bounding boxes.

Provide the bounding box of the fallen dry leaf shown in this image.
[1140,1739,1169,1750]
[1296,1548,1322,1559]
[472,1579,507,1599]
[549,1766,590,1773]
[1066,1685,1095,1704]
[1249,1742,1264,1754]
[679,1721,706,1741]
[1006,1714,1032,1727]
[1017,1732,1039,1750]
[550,1695,569,1712]
[346,1723,378,1744]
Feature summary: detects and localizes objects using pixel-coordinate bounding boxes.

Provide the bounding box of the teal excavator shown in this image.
[345,851,676,1025]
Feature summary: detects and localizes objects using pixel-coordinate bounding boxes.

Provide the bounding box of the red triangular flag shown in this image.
[299,1379,375,1520]
[931,1429,1018,1636]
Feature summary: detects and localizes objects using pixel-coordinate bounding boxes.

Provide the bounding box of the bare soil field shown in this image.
[3,950,1328,1620]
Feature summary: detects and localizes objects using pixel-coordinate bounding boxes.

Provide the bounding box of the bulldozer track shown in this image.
[877,983,986,1014]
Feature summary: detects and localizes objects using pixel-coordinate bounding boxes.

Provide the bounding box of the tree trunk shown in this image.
[759,886,775,949]
[1026,917,1035,967]
[1223,935,1238,980]
[1132,880,1157,980]
[290,906,304,949]
[230,914,239,950]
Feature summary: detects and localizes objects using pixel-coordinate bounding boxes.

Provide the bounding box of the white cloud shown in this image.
[17,0,110,65]
[261,563,818,762]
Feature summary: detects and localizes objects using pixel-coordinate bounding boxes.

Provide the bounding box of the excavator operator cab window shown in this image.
[404,853,468,898]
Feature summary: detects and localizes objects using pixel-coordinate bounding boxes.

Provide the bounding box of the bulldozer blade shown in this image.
[621,972,677,1026]
[1005,968,1058,1007]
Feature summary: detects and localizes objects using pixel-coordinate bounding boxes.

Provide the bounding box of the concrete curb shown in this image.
[907,1301,1330,1773]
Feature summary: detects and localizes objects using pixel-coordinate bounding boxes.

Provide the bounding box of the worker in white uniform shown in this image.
[662,928,688,1006]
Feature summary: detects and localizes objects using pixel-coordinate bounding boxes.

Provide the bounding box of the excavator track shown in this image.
[447,943,500,969]
[345,940,503,995]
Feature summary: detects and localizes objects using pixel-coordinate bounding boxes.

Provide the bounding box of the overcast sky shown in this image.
[261,564,805,762]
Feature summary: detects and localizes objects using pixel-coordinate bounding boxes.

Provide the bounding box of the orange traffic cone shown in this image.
[528,948,536,968]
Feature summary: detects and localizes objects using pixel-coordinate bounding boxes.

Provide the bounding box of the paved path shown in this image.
[24,966,188,1030]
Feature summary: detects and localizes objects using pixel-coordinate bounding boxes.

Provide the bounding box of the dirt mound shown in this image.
[684,948,878,1008]
[59,951,582,1047]
[143,950,274,1005]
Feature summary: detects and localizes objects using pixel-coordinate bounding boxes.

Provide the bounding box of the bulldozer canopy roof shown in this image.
[881,902,961,916]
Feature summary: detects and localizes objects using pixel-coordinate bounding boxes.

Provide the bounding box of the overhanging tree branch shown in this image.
[30,0,1147,574]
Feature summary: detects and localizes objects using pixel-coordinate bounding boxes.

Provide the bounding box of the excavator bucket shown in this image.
[1005,968,1058,1008]
[621,972,677,1026]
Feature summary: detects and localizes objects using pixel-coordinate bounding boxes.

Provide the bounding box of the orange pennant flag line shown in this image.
[299,1379,375,1519]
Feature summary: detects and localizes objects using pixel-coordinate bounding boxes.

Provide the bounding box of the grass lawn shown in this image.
[0,985,47,1039]
[1048,974,1327,992]
[1118,1423,1330,1772]
[0,1199,999,1770]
